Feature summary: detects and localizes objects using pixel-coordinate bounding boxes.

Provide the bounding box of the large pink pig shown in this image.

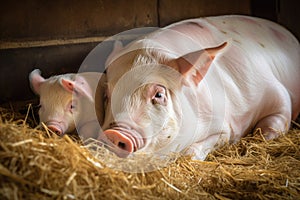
[97,15,300,160]
[29,69,106,140]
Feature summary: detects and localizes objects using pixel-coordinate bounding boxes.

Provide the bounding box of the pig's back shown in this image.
[206,15,300,118]
[205,15,300,96]
[164,15,300,119]
[165,15,300,78]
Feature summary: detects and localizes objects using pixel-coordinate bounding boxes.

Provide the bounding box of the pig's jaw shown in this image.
[101,123,146,158]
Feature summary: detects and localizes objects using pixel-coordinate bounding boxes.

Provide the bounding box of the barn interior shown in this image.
[0,0,300,199]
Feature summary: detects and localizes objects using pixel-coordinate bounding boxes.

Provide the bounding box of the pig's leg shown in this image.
[254,113,291,140]
[254,86,292,140]
[185,133,226,160]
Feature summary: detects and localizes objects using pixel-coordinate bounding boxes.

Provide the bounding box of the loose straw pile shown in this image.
[0,106,299,199]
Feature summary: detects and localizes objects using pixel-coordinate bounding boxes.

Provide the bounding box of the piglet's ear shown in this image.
[169,42,227,86]
[61,76,94,102]
[29,69,45,95]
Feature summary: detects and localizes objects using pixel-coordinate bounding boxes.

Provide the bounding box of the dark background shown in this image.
[0,0,299,106]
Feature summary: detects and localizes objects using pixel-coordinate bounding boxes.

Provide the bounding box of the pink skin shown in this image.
[47,122,66,135]
[40,100,75,135]
[98,15,300,160]
[99,45,219,157]
[102,126,145,158]
[102,84,167,157]
[29,69,100,137]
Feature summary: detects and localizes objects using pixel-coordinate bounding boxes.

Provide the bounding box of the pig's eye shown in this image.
[152,92,166,105]
[155,92,163,99]
[67,101,77,113]
[69,104,75,113]
[150,85,167,106]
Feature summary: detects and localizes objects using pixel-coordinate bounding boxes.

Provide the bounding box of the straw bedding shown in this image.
[0,105,300,200]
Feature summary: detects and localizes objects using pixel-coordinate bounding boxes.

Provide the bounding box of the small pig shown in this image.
[29,69,106,140]
[98,15,300,160]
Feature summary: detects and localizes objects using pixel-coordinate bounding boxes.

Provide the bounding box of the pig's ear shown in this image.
[105,40,123,66]
[61,77,94,102]
[169,42,227,86]
[29,69,45,95]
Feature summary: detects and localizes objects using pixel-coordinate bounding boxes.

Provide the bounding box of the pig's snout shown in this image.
[102,127,145,158]
[46,122,65,136]
[104,129,134,152]
[48,125,63,135]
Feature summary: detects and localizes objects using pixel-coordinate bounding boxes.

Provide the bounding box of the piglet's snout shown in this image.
[46,122,65,136]
[103,127,145,157]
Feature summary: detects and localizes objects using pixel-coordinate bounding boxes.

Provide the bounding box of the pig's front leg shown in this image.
[254,86,292,140]
[254,113,291,140]
[185,133,225,160]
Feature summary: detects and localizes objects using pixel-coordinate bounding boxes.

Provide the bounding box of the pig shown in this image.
[29,69,106,140]
[97,15,300,160]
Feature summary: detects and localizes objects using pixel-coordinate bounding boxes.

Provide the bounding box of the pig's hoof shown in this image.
[262,129,281,140]
[254,113,289,140]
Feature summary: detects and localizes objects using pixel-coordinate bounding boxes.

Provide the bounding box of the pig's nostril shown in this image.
[118,142,126,150]
[103,129,134,153]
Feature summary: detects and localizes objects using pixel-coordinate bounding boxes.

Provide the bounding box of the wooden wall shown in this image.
[0,0,298,105]
[0,0,251,41]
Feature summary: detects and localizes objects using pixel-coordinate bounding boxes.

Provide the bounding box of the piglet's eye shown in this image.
[68,101,77,113]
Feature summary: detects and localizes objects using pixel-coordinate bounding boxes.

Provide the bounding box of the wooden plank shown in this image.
[158,0,251,26]
[251,0,278,21]
[0,0,158,41]
[0,42,100,104]
[278,0,300,40]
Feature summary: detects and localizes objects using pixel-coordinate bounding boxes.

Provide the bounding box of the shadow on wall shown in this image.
[0,0,299,105]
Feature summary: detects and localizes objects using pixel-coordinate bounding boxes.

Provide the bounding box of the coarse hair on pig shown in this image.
[103,49,187,152]
[37,74,79,134]
[101,39,229,157]
[30,69,101,136]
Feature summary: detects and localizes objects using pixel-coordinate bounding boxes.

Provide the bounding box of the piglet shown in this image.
[29,69,105,140]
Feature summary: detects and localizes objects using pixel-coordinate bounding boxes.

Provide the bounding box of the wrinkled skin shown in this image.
[29,69,106,140]
[97,15,300,160]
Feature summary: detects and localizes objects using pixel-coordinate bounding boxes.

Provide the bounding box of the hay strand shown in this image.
[0,106,300,199]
